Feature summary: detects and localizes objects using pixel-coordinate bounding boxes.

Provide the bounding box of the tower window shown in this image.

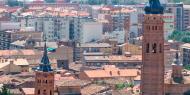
[159,44,162,53]
[38,90,40,94]
[146,26,149,30]
[50,90,52,95]
[152,43,157,53]
[46,80,48,84]
[38,80,41,83]
[146,43,150,53]
[152,26,154,30]
[43,90,46,95]
[155,26,157,30]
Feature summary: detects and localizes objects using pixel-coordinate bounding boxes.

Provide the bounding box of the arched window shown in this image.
[46,80,48,84]
[152,43,157,53]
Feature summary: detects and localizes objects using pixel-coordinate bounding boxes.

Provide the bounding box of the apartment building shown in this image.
[0,21,20,31]
[21,16,70,42]
[181,43,190,66]
[82,54,142,68]
[163,13,175,39]
[74,43,112,61]
[0,30,42,50]
[183,5,190,30]
[165,3,184,31]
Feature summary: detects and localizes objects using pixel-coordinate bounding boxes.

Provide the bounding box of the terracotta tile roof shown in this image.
[81,84,109,95]
[82,65,139,78]
[0,49,40,56]
[57,79,91,87]
[22,88,35,95]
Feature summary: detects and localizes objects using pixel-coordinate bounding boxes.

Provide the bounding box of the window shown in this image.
[50,90,52,95]
[159,44,162,53]
[152,43,157,53]
[43,90,46,95]
[38,90,40,94]
[38,80,41,83]
[152,26,154,30]
[155,26,157,30]
[146,43,150,53]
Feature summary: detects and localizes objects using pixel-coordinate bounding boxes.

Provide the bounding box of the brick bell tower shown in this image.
[141,0,165,95]
[35,41,54,95]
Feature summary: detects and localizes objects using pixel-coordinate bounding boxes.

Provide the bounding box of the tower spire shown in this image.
[145,0,164,14]
[35,37,54,95]
[38,37,52,72]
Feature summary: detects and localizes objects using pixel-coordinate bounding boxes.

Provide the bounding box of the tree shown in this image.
[45,0,56,3]
[181,37,190,43]
[115,83,126,90]
[168,30,190,43]
[0,85,12,95]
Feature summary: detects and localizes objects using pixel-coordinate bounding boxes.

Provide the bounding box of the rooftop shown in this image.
[181,43,190,49]
[77,43,111,48]
[81,65,140,78]
[81,84,109,95]
[0,59,29,69]
[0,49,40,56]
[56,79,91,87]
[84,55,142,62]
[22,88,35,95]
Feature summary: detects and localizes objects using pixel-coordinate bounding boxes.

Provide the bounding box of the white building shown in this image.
[128,12,138,43]
[0,21,20,31]
[110,30,125,44]
[71,17,98,43]
[163,13,175,40]
[81,22,103,43]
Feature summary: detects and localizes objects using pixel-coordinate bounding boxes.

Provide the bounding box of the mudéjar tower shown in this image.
[35,42,54,95]
[141,0,165,95]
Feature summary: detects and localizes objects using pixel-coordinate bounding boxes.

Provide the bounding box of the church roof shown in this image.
[145,0,164,14]
[37,42,53,72]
